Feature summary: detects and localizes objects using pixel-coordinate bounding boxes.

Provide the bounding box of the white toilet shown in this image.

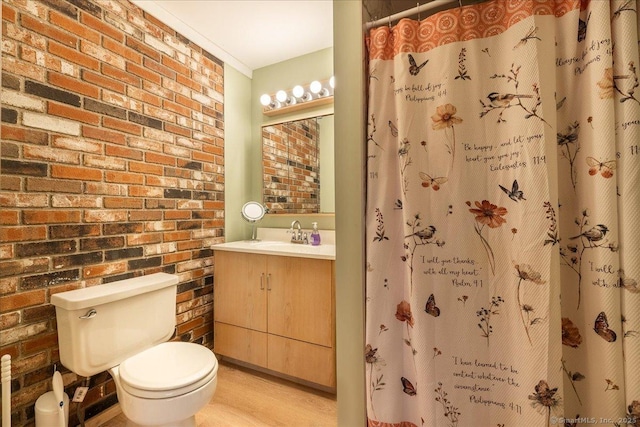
[51,273,218,427]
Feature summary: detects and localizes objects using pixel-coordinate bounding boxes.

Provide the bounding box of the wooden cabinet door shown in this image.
[214,322,268,368]
[267,334,335,388]
[267,257,333,347]
[214,251,268,332]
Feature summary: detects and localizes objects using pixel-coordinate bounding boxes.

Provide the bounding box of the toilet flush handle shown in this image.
[79,309,97,319]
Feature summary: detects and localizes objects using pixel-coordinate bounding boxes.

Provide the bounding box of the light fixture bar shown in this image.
[260,77,334,116]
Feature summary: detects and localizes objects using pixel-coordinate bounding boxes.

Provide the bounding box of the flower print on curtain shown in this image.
[365,1,640,426]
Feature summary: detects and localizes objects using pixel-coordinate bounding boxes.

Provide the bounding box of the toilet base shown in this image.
[125,415,195,427]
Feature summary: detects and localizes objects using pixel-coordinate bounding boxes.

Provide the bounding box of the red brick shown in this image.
[143,57,175,79]
[103,197,143,209]
[105,145,143,160]
[22,332,58,354]
[2,3,16,23]
[125,36,161,62]
[0,226,47,242]
[82,69,125,93]
[104,171,144,185]
[0,211,19,225]
[1,126,48,145]
[202,143,223,156]
[162,55,190,77]
[163,99,190,117]
[163,231,191,242]
[0,290,46,311]
[51,165,102,181]
[48,71,100,98]
[145,152,175,166]
[127,232,162,245]
[49,10,100,44]
[177,74,202,92]
[176,316,203,335]
[83,261,126,278]
[176,291,192,304]
[164,123,191,138]
[103,37,142,64]
[192,151,216,164]
[0,345,19,360]
[103,63,141,87]
[130,188,164,202]
[175,94,200,110]
[26,178,83,194]
[23,210,81,224]
[82,126,126,145]
[165,210,191,220]
[127,87,161,107]
[103,117,141,135]
[48,102,100,125]
[128,161,163,176]
[126,62,161,85]
[49,41,99,71]
[2,56,46,81]
[21,14,77,47]
[84,182,125,195]
[81,13,123,42]
[143,12,175,36]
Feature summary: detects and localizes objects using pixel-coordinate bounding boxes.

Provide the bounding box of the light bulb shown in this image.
[292,85,304,98]
[275,90,288,103]
[260,94,272,106]
[329,76,335,89]
[309,80,322,94]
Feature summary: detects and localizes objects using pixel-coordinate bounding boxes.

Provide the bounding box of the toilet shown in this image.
[51,273,218,427]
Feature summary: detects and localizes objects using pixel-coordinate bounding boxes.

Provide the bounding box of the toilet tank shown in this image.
[51,273,179,377]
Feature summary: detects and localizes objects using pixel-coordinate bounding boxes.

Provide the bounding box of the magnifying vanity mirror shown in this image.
[241,201,266,241]
[262,114,334,214]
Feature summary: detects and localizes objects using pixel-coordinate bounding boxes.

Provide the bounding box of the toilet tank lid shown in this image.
[51,273,179,311]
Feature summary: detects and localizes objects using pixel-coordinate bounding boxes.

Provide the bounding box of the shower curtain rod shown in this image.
[365,0,459,30]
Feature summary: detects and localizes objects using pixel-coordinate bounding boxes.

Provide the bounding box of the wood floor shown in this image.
[98,360,337,427]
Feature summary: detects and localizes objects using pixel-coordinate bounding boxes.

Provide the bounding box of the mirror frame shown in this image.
[241,201,266,222]
[261,111,334,215]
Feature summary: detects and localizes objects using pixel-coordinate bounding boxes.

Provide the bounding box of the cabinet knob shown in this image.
[260,273,265,290]
[267,273,271,291]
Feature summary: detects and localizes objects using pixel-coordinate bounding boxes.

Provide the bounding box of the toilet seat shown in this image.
[118,342,217,399]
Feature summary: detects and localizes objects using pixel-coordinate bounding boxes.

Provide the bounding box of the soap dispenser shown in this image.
[310,222,321,246]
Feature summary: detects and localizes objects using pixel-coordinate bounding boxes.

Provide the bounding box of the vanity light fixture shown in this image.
[260,76,334,116]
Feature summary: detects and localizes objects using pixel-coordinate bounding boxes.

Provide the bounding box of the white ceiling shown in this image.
[132,0,334,77]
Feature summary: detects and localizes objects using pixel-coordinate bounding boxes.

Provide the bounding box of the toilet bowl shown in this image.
[51,273,217,427]
[111,342,218,427]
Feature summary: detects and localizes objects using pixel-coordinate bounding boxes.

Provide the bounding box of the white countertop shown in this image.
[212,228,336,260]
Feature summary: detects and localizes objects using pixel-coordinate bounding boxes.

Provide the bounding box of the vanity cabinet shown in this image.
[213,250,335,389]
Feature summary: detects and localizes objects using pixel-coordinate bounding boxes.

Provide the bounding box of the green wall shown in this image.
[223,64,253,242]
[334,1,367,425]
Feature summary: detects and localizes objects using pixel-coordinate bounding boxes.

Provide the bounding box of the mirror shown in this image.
[262,114,334,214]
[241,201,266,240]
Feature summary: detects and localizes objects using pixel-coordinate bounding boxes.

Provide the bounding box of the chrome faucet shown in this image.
[289,220,307,244]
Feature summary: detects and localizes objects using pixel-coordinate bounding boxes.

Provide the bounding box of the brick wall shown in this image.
[262,118,319,214]
[0,0,224,424]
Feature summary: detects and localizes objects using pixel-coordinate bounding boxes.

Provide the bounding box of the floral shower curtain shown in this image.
[365,1,639,426]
